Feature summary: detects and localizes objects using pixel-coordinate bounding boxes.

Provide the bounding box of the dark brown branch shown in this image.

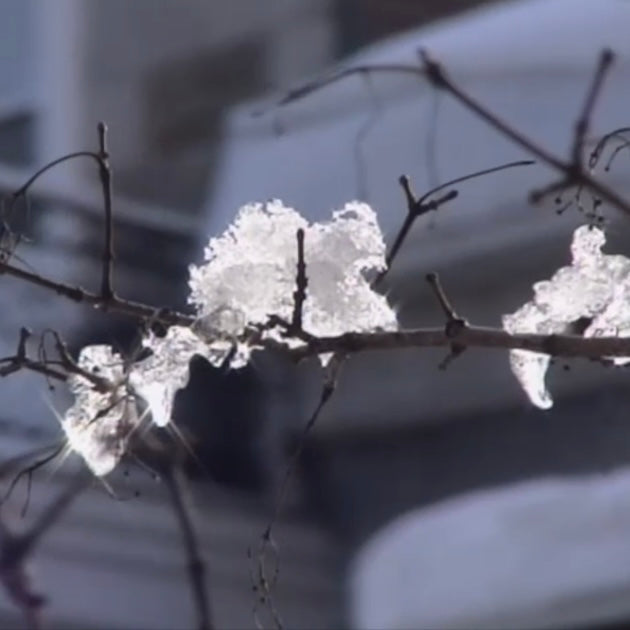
[290,228,307,333]
[284,325,630,363]
[532,50,614,203]
[571,49,614,167]
[0,328,69,383]
[97,122,115,300]
[0,257,195,328]
[164,466,213,630]
[375,160,533,286]
[418,49,630,217]
[0,328,114,392]
[425,272,467,368]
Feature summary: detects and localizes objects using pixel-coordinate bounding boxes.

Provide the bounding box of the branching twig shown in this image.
[571,49,614,168]
[416,49,630,216]
[0,257,195,327]
[374,160,534,285]
[0,328,68,383]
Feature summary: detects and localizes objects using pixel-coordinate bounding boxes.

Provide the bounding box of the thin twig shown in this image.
[0,329,69,383]
[164,465,213,630]
[589,127,630,169]
[571,49,614,167]
[290,229,307,333]
[257,64,426,113]
[0,472,89,628]
[9,152,103,206]
[0,442,66,516]
[254,353,343,630]
[97,122,115,301]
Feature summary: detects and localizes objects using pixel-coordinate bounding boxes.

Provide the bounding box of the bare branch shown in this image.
[0,472,89,628]
[571,49,615,167]
[425,272,467,369]
[97,122,115,301]
[254,353,343,630]
[284,324,630,363]
[418,49,630,217]
[374,160,533,286]
[258,64,426,114]
[164,465,213,630]
[290,228,307,334]
[0,257,195,328]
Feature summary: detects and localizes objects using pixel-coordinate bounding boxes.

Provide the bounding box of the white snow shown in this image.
[189,200,397,365]
[503,226,630,409]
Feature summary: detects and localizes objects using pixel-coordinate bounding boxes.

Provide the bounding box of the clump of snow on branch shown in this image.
[503,225,630,409]
[62,345,136,476]
[188,200,398,364]
[129,325,212,427]
[62,200,398,474]
[63,330,210,474]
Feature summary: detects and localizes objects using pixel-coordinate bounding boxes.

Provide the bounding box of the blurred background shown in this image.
[2,0,630,628]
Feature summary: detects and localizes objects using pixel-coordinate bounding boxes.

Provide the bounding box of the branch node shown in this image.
[398,175,417,215]
[418,49,447,89]
[426,272,463,326]
[426,272,468,368]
